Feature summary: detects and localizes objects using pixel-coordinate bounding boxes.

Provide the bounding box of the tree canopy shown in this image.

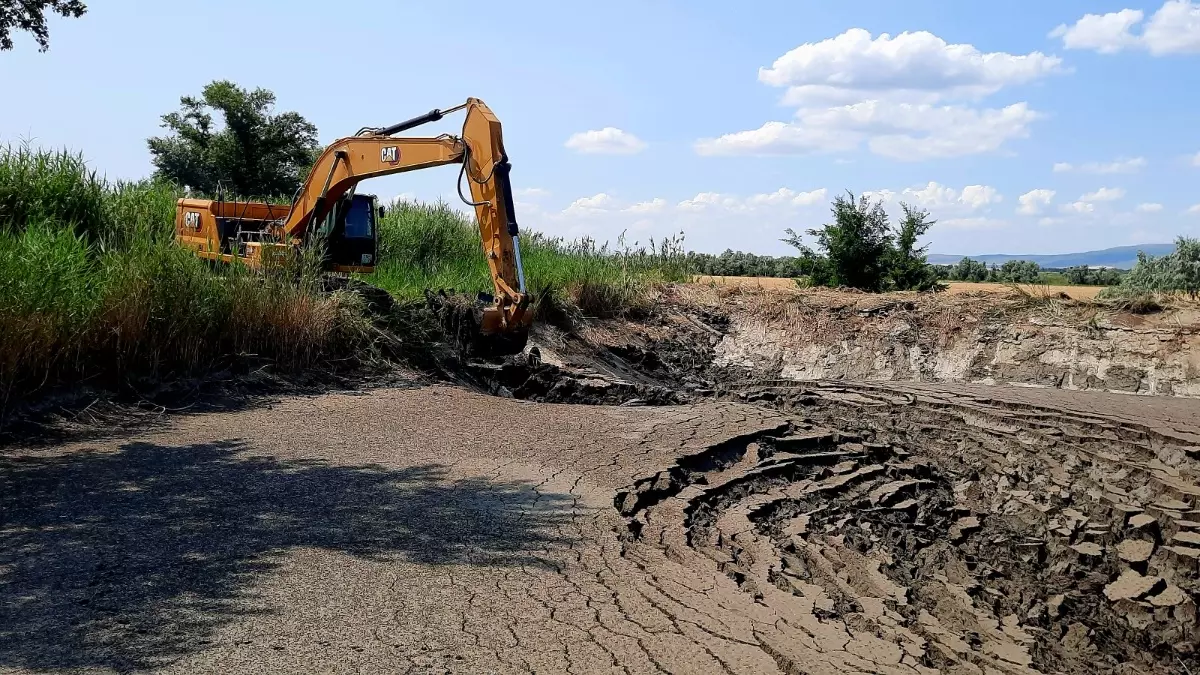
[0,0,86,51]
[783,192,939,292]
[147,81,320,199]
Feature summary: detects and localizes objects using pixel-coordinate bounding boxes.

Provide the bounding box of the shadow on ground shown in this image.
[0,440,573,672]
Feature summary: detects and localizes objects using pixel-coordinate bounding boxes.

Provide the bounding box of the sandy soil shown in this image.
[694,276,1106,300]
[3,377,1199,673]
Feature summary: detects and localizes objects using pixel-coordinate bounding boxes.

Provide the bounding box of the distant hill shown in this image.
[926,243,1175,270]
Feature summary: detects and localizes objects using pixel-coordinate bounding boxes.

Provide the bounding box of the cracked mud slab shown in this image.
[3,383,1200,673]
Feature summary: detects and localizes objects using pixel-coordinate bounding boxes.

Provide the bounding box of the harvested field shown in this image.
[3,288,1200,674]
[695,276,1107,301]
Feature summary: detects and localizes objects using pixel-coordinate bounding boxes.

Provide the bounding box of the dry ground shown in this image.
[3,378,1199,673]
[694,276,1105,301]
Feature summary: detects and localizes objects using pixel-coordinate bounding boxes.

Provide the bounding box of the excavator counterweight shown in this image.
[174,98,532,351]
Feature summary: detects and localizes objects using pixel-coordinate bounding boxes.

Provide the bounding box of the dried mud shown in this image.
[5,288,1200,674]
[462,290,1200,672]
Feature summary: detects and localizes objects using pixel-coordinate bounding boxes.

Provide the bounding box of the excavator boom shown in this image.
[174,98,532,343]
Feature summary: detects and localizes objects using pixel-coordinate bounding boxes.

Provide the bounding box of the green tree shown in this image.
[996,259,1040,283]
[147,81,320,199]
[785,192,893,291]
[1116,237,1200,298]
[950,257,988,282]
[888,204,940,291]
[0,0,85,51]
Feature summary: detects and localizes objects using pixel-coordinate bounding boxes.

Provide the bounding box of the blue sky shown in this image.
[3,0,1200,255]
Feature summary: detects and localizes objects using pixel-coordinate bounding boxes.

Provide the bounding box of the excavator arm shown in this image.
[278,98,530,335]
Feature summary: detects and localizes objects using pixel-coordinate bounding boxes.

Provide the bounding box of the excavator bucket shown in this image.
[427,291,532,358]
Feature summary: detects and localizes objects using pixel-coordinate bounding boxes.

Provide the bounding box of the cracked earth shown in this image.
[4,377,1200,674]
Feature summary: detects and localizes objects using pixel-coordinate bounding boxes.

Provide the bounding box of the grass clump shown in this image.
[0,145,371,411]
[365,200,691,321]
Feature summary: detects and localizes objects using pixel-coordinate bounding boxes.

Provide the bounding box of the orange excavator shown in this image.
[174,98,532,348]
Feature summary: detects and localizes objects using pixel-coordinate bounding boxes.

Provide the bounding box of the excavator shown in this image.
[174,97,532,352]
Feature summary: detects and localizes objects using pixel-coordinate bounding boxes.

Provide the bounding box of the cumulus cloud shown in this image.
[1052,157,1146,174]
[1189,204,1200,214]
[1137,202,1165,212]
[745,187,829,207]
[1051,1,1200,55]
[1079,187,1126,202]
[938,217,1009,230]
[562,193,615,215]
[697,101,1041,160]
[514,187,551,198]
[758,28,1062,103]
[1017,189,1056,215]
[899,182,1001,210]
[696,28,1058,160]
[564,128,647,155]
[624,198,667,214]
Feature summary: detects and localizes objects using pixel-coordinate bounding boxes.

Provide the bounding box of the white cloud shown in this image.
[697,101,1041,160]
[677,192,739,212]
[562,193,615,215]
[624,198,667,214]
[694,120,858,156]
[759,28,1063,103]
[1050,9,1145,53]
[960,185,1003,209]
[1062,201,1096,214]
[939,217,1009,230]
[696,28,1058,161]
[1079,187,1126,202]
[1191,151,1200,166]
[1017,189,1056,215]
[564,128,647,155]
[1051,1,1200,55]
[745,187,829,207]
[1137,202,1165,212]
[1052,157,1147,174]
[898,182,1001,211]
[1188,204,1200,214]
[515,187,550,198]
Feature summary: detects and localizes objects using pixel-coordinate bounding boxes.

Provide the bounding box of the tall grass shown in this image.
[1,145,694,410]
[366,200,691,319]
[0,145,371,409]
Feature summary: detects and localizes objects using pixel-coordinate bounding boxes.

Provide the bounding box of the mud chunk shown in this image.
[1048,594,1066,617]
[1128,513,1157,530]
[1116,539,1155,563]
[1104,570,1165,602]
[1149,584,1188,608]
[1172,531,1200,547]
[1154,498,1192,511]
[1071,542,1104,556]
[1164,545,1200,559]
[949,516,981,542]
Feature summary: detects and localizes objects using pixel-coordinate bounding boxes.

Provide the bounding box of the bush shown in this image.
[784,192,939,292]
[1103,237,1200,299]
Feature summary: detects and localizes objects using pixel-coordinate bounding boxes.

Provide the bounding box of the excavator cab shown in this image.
[315,192,379,272]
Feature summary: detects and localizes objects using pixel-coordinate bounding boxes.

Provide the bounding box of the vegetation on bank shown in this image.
[1102,236,1200,300]
[366,200,691,319]
[0,145,689,410]
[0,146,375,409]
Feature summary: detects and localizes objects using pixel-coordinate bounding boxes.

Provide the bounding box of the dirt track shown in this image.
[4,376,1200,674]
